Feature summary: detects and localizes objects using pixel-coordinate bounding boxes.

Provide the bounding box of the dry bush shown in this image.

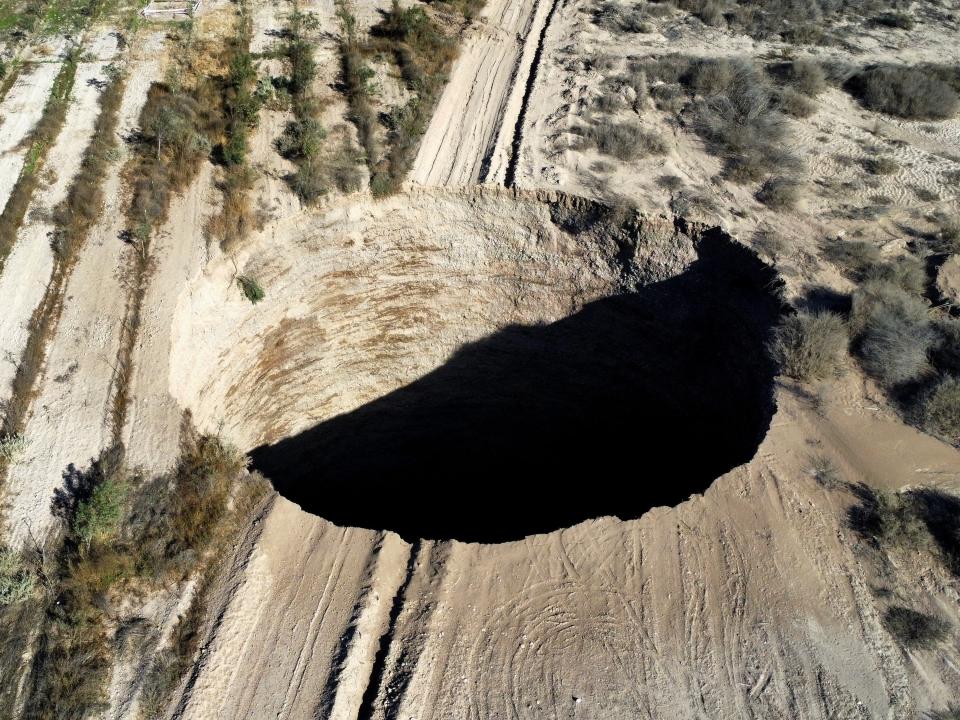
[591,0,657,32]
[883,606,950,649]
[873,11,913,30]
[918,376,960,445]
[861,255,925,295]
[821,238,881,280]
[846,65,959,120]
[785,59,826,97]
[864,155,898,175]
[768,311,847,381]
[779,86,816,117]
[932,318,960,376]
[583,121,668,160]
[692,61,795,182]
[756,175,802,210]
[847,485,930,550]
[850,280,935,386]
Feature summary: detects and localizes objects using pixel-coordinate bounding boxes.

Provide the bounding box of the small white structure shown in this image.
[141,0,201,20]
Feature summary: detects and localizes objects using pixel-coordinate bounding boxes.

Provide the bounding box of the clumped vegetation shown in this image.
[864,155,898,175]
[338,0,479,196]
[756,176,801,210]
[850,280,934,386]
[581,121,668,160]
[845,65,960,120]
[882,605,950,649]
[591,0,660,33]
[212,10,263,250]
[23,429,265,720]
[0,547,35,605]
[768,311,847,382]
[918,376,960,445]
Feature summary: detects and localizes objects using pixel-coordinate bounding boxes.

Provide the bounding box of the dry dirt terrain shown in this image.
[0,0,959,718]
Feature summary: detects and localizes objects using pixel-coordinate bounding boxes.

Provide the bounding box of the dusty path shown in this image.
[2,46,163,547]
[409,0,557,187]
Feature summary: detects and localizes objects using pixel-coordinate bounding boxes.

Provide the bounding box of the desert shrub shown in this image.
[786,59,826,97]
[883,606,950,649]
[72,477,128,553]
[846,65,959,120]
[670,189,717,216]
[756,176,801,210]
[932,318,960,376]
[693,63,793,182]
[779,86,816,117]
[686,57,740,97]
[0,433,27,462]
[847,486,930,549]
[873,11,913,30]
[649,82,687,113]
[583,121,668,160]
[809,454,842,488]
[752,228,788,259]
[632,54,694,85]
[821,239,881,280]
[237,275,265,304]
[933,216,960,253]
[592,1,656,32]
[850,281,935,386]
[768,311,847,381]
[919,376,960,444]
[276,118,327,160]
[656,174,684,192]
[862,255,925,296]
[864,155,898,175]
[0,549,35,605]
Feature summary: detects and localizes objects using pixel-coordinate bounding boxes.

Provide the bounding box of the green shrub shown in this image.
[919,376,960,444]
[768,311,847,381]
[883,605,950,649]
[0,433,27,462]
[275,118,327,160]
[237,275,265,304]
[851,281,935,386]
[72,477,128,552]
[846,65,959,120]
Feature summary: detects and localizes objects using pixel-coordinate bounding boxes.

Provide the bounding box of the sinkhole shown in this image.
[175,192,784,543]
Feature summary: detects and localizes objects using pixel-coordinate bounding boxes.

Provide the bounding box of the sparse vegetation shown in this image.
[846,65,959,120]
[756,176,801,210]
[0,48,79,274]
[864,155,899,175]
[809,454,842,488]
[768,311,847,382]
[0,548,35,605]
[882,605,950,649]
[237,274,265,304]
[582,121,668,160]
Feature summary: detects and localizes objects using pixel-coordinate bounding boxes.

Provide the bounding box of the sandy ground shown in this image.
[410,0,548,186]
[512,2,960,298]
[172,385,960,719]
[0,61,63,214]
[2,40,164,546]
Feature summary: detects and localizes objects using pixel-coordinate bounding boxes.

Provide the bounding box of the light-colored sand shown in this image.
[0,61,64,214]
[173,385,960,719]
[410,0,546,186]
[3,48,163,547]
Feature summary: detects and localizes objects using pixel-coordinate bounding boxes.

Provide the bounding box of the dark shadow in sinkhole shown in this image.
[250,231,784,543]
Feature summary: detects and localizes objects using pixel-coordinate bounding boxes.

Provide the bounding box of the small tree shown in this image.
[72,477,128,552]
[237,275,265,304]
